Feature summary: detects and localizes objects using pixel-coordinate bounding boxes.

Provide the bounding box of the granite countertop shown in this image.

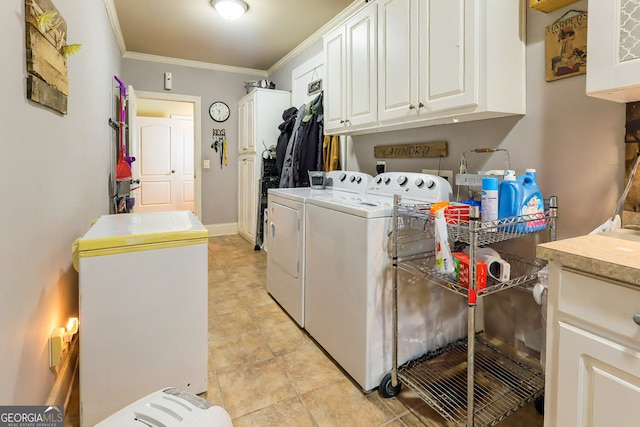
[537,228,640,286]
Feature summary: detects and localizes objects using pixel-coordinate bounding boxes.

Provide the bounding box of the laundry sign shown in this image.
[374,141,448,159]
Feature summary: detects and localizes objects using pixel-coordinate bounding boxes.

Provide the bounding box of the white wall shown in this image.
[0,0,121,404]
[121,60,266,226]
[271,1,626,240]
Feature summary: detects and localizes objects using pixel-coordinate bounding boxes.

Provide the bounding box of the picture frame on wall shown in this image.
[545,11,588,82]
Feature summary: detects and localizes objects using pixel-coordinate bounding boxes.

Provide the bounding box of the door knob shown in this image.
[409,104,416,110]
[633,313,640,326]
[171,170,175,174]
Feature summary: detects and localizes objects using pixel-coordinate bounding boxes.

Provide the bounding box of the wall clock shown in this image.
[209,101,230,122]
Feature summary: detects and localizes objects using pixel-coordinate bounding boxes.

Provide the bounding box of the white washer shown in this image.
[304,172,470,392]
[266,171,373,327]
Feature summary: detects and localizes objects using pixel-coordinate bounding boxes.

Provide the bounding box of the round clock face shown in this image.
[209,101,230,122]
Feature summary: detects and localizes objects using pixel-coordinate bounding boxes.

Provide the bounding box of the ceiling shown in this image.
[108,0,358,74]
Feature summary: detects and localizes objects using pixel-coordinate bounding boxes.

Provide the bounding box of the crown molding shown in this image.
[103,0,126,55]
[122,52,268,77]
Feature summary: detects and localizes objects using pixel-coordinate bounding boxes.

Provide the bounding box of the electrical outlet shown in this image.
[422,169,454,185]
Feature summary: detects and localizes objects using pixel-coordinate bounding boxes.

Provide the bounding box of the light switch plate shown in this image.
[204,159,210,169]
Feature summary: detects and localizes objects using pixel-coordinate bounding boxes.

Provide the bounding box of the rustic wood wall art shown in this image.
[545,11,587,82]
[25,0,80,114]
[373,141,448,159]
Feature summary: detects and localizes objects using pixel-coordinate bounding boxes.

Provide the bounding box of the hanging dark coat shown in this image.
[275,107,299,176]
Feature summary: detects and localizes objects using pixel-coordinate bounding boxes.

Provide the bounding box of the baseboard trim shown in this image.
[46,336,78,410]
[206,222,238,237]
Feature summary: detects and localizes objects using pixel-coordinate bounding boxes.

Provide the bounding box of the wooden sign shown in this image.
[545,11,588,82]
[25,0,68,114]
[374,141,448,159]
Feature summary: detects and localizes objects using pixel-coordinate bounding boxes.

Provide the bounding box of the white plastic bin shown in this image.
[96,388,232,426]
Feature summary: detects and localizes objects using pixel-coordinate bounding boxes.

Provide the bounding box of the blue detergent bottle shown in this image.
[498,170,523,230]
[518,169,545,232]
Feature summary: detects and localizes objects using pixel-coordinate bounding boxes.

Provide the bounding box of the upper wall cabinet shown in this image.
[586,0,640,103]
[323,0,526,135]
[378,0,477,124]
[324,6,378,133]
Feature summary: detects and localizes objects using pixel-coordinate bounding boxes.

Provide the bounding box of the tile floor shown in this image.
[65,234,544,426]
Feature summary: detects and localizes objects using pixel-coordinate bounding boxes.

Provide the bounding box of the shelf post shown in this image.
[467,205,480,426]
[391,194,401,388]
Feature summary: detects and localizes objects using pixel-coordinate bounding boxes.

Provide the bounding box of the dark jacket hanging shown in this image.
[275,107,298,176]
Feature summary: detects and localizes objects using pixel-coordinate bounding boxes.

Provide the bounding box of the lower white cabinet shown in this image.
[545,266,640,427]
[237,154,257,242]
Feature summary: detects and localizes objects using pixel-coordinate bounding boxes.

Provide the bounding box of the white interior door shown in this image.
[134,116,194,213]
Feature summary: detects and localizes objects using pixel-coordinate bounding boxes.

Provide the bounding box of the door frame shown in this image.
[131,90,202,219]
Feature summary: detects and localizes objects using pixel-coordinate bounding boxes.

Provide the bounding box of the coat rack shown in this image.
[211,128,227,169]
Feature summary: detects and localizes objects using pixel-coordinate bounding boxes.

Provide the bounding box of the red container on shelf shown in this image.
[452,252,487,290]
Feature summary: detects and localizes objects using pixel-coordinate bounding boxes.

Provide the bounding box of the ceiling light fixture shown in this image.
[212,0,248,20]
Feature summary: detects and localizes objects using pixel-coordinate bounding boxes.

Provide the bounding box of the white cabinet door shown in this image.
[420,0,476,113]
[324,5,377,133]
[378,0,418,123]
[345,5,377,129]
[587,0,640,102]
[379,0,476,123]
[324,25,346,132]
[238,155,256,240]
[238,95,255,153]
[556,322,640,427]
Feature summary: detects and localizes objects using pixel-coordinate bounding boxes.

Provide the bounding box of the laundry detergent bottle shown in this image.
[518,169,545,232]
[498,170,523,226]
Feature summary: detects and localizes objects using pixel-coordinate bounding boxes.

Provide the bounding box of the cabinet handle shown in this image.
[345,119,350,124]
[418,102,424,108]
[634,313,640,326]
[340,120,345,124]
[409,104,416,110]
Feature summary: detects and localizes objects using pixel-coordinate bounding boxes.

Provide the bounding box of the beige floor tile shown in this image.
[379,386,428,416]
[232,397,316,427]
[217,358,295,419]
[229,275,266,292]
[209,293,244,316]
[248,301,291,328]
[261,320,310,356]
[302,378,394,427]
[208,280,235,300]
[208,309,257,340]
[278,342,345,394]
[209,330,273,372]
[236,287,273,308]
[198,376,225,408]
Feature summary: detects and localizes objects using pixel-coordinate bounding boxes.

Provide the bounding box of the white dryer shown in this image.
[304,172,470,392]
[266,171,372,327]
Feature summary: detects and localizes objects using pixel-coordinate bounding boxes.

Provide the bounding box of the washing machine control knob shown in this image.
[415,178,425,188]
[339,173,347,182]
[397,175,408,186]
[355,176,363,183]
[383,177,391,185]
[349,175,356,183]
[374,176,383,184]
[425,179,435,189]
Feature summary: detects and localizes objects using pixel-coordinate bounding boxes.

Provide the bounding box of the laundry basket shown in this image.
[96,388,232,426]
